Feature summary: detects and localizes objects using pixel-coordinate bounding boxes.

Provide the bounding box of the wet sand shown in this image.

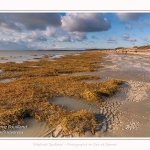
[82,52,150,137]
[1,52,150,138]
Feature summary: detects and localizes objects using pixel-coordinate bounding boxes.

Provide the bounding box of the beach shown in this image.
[0,51,150,138]
[81,52,150,137]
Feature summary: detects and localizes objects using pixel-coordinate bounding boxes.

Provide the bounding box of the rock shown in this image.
[53,125,62,137]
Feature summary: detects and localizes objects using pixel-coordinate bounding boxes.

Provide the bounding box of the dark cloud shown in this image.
[0,14,21,31]
[62,13,111,32]
[0,13,62,31]
[0,14,5,22]
[122,34,137,42]
[116,13,147,21]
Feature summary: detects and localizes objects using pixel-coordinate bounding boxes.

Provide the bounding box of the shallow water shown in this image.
[51,97,100,114]
[0,79,12,83]
[0,50,82,63]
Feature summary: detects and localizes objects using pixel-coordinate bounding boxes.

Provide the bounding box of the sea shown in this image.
[0,50,83,63]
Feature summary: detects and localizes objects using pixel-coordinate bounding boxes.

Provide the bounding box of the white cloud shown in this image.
[69,32,87,41]
[42,27,57,37]
[53,45,68,49]
[57,36,71,42]
[0,37,31,50]
[0,27,49,50]
[21,31,47,43]
[122,33,137,42]
[128,38,137,42]
[62,13,111,32]
[105,36,117,44]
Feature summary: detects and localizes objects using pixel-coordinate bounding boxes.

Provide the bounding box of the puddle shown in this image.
[51,54,64,59]
[0,79,12,83]
[51,97,100,114]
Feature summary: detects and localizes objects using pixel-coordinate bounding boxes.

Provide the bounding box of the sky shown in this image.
[0,12,150,50]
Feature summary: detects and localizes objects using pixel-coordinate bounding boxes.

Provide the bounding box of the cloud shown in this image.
[122,34,130,40]
[21,30,47,43]
[126,23,132,30]
[69,32,87,42]
[57,36,71,42]
[0,37,31,50]
[105,36,117,44]
[53,45,68,50]
[116,13,147,21]
[62,13,111,32]
[105,36,117,42]
[91,35,99,39]
[0,28,52,50]
[0,14,21,31]
[0,26,57,44]
[42,27,57,37]
[122,34,137,42]
[129,38,137,42]
[0,13,62,31]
